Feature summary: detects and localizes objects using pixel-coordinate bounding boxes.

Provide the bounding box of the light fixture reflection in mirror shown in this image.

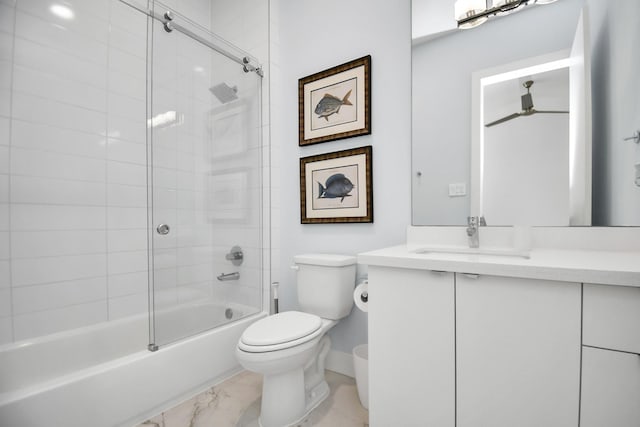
[454,0,488,29]
[454,0,558,29]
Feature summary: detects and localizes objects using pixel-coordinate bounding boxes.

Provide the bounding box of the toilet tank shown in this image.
[293,254,357,320]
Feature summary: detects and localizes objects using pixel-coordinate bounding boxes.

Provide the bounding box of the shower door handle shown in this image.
[156,224,170,235]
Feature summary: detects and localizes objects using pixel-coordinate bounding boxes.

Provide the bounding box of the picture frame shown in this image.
[298,55,371,146]
[300,146,373,224]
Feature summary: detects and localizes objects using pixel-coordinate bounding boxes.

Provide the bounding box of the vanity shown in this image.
[395,0,640,423]
[359,226,640,427]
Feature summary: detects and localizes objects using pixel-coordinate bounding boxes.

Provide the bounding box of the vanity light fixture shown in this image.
[455,0,558,29]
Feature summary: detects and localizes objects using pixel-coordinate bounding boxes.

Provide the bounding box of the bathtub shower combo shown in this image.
[0,1,266,426]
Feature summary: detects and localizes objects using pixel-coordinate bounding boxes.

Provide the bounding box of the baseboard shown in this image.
[326,349,355,378]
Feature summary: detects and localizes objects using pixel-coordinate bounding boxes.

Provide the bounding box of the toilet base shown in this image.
[304,379,330,416]
[258,379,329,427]
[256,336,332,427]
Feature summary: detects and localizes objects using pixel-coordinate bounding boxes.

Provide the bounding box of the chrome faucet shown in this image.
[217,272,240,281]
[466,216,486,248]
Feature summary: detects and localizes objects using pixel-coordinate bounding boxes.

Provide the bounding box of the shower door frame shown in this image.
[121,0,266,351]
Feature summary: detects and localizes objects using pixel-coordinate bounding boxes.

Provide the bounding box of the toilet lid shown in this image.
[240,311,322,347]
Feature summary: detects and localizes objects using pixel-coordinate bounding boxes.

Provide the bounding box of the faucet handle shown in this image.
[479,216,487,226]
[467,216,477,226]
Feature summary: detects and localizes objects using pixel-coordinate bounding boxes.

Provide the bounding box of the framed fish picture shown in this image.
[300,146,373,223]
[298,55,371,146]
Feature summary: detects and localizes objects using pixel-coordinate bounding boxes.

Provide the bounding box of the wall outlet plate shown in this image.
[448,183,467,197]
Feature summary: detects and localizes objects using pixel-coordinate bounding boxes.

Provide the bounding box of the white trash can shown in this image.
[353,344,369,409]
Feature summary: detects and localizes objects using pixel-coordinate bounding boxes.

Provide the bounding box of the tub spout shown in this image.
[217,272,240,281]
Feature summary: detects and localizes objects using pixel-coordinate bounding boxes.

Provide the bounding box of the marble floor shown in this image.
[137,370,369,427]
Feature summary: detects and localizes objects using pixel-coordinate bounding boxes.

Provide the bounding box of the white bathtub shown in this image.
[0,301,265,427]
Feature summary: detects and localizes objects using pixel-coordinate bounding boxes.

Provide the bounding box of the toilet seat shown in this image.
[239,311,323,353]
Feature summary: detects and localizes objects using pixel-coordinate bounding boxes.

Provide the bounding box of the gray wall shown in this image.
[270,0,412,353]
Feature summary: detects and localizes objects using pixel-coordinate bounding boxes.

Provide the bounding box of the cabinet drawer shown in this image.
[581,346,640,427]
[583,284,640,354]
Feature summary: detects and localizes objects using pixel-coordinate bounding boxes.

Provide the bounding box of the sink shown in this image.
[412,246,530,259]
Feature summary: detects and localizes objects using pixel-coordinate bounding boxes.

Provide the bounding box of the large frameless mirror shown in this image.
[412,0,640,226]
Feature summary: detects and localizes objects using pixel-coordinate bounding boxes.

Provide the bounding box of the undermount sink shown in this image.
[412,246,531,259]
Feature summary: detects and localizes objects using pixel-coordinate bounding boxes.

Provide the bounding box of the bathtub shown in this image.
[0,301,265,427]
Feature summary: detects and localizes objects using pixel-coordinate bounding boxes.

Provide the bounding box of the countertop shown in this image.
[358,245,640,287]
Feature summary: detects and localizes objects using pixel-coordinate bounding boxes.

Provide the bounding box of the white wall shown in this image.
[0,0,269,345]
[271,0,412,354]
[412,0,584,225]
[588,0,640,226]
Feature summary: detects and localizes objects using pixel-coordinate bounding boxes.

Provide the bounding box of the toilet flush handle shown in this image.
[290,265,299,271]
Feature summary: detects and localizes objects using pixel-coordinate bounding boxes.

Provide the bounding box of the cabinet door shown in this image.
[581,346,640,427]
[456,274,581,427]
[368,266,455,427]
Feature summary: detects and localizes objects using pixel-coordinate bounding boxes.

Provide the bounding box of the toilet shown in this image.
[236,254,356,427]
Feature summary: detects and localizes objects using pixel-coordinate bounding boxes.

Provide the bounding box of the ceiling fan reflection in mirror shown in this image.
[485,80,568,127]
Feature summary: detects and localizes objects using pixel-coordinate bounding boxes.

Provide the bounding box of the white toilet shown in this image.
[236,254,356,427]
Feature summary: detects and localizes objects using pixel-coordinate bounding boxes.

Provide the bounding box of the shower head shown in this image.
[210,83,238,104]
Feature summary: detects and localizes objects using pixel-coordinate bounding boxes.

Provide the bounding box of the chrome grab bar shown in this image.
[217,272,240,281]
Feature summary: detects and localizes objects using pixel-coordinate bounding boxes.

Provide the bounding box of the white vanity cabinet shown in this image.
[368,266,455,427]
[456,274,581,427]
[580,284,640,427]
[368,267,582,427]
[361,228,640,426]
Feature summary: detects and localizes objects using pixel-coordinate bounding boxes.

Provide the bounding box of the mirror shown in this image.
[412,0,640,226]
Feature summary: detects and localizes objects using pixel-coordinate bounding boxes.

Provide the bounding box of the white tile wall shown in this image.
[11,230,106,258]
[13,38,107,89]
[108,271,148,297]
[0,2,12,339]
[0,0,269,345]
[12,277,107,314]
[13,300,108,341]
[0,174,8,202]
[0,204,9,231]
[11,120,106,158]
[0,261,10,288]
[11,204,106,231]
[13,65,107,112]
[12,254,106,287]
[0,289,11,317]
[11,176,106,206]
[108,292,147,320]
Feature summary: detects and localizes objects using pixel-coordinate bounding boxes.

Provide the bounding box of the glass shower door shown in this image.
[147,3,263,348]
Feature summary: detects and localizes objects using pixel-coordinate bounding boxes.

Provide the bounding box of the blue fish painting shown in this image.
[314,89,353,121]
[317,173,354,202]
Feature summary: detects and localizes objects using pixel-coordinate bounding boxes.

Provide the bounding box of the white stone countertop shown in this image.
[358,245,640,287]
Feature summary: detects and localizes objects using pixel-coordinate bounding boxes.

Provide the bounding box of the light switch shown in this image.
[448,183,466,197]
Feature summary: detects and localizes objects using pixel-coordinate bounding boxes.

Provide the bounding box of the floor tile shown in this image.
[137,370,368,427]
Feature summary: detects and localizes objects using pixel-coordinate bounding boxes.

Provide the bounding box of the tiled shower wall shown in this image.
[0,0,269,345]
[208,0,272,315]
[0,0,151,343]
